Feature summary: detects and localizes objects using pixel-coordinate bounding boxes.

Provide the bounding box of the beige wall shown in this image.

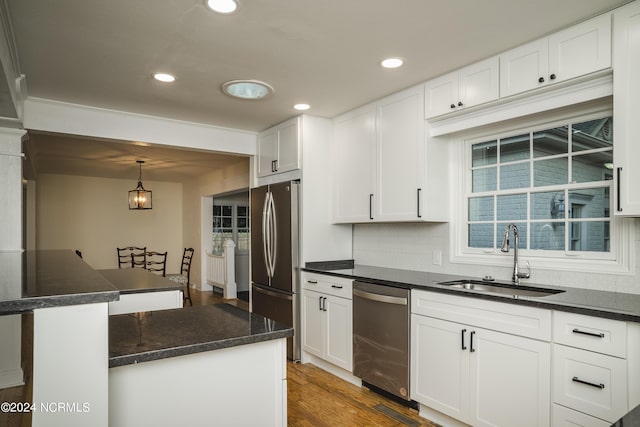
[36,174,183,270]
[181,159,250,289]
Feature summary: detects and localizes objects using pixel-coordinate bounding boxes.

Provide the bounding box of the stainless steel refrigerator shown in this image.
[250,181,300,361]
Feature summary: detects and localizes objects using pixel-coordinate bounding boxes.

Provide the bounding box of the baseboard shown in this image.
[0,368,24,389]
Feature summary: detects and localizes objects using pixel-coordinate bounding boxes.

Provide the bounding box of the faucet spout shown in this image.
[500,224,530,285]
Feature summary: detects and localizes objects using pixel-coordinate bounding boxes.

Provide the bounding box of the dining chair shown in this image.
[167,248,195,306]
[131,252,147,269]
[145,251,168,276]
[117,246,146,268]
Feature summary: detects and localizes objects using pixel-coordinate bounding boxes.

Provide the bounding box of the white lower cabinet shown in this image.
[411,315,550,427]
[553,404,610,427]
[410,290,551,426]
[301,273,353,371]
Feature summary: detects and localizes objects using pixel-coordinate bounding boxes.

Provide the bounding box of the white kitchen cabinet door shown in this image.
[257,127,278,177]
[500,38,550,97]
[324,295,353,371]
[376,86,425,221]
[613,1,640,216]
[424,71,458,118]
[549,13,611,84]
[257,117,300,178]
[458,56,499,110]
[275,118,300,174]
[411,315,469,422]
[332,104,376,222]
[469,327,551,427]
[301,290,325,358]
[424,57,498,119]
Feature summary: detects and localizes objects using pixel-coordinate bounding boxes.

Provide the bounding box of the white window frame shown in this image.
[450,102,635,275]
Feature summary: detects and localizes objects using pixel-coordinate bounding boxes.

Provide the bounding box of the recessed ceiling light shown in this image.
[380,58,404,69]
[205,0,238,14]
[293,103,310,111]
[221,80,274,100]
[154,73,175,83]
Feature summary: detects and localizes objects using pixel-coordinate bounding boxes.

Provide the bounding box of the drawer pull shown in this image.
[461,329,467,350]
[572,376,605,390]
[572,328,605,338]
[331,285,343,289]
[307,280,318,284]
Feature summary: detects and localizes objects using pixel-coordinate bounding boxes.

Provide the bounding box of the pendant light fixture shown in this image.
[128,160,152,210]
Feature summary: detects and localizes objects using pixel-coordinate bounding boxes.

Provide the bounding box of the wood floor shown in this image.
[0,287,438,427]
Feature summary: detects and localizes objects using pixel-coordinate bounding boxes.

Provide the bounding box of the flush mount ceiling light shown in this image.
[221,80,274,100]
[293,103,310,111]
[128,160,152,210]
[205,0,238,14]
[380,57,404,69]
[154,72,175,83]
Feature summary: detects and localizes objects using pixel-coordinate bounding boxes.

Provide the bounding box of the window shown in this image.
[467,116,614,257]
[213,204,249,253]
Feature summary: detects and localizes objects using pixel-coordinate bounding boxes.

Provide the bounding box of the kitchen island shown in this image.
[0,250,292,427]
[109,304,292,426]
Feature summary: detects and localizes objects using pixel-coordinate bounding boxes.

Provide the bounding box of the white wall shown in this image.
[353,219,640,294]
[181,159,250,289]
[36,174,183,270]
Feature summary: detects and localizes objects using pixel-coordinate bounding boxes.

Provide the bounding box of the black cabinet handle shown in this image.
[319,296,323,311]
[572,377,605,390]
[572,328,605,338]
[274,159,278,172]
[461,329,467,350]
[369,194,374,220]
[538,77,545,83]
[331,285,343,289]
[417,188,422,218]
[470,331,476,352]
[450,103,456,109]
[617,167,622,212]
[307,280,318,284]
[550,73,556,80]
[323,297,328,311]
[457,101,463,107]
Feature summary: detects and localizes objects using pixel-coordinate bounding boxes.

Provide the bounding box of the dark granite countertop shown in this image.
[0,250,120,315]
[108,304,294,367]
[303,261,640,322]
[98,268,183,294]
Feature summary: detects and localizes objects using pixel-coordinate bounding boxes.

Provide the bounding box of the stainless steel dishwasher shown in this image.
[353,281,415,407]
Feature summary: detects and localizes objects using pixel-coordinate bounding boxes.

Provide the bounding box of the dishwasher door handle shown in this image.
[353,289,407,306]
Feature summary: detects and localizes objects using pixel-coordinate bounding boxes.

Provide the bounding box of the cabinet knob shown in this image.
[550,73,556,80]
[457,101,463,107]
[450,104,456,109]
[538,77,545,83]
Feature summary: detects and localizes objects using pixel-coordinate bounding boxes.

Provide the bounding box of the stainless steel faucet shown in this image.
[500,223,531,285]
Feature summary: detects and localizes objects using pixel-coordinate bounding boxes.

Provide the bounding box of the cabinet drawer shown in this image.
[553,311,626,358]
[302,273,352,299]
[553,345,627,422]
[411,289,551,341]
[552,404,609,427]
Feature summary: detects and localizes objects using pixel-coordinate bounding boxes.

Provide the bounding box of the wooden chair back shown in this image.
[117,246,146,268]
[146,251,168,276]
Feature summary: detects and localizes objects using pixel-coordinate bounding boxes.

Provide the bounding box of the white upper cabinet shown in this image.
[257,117,300,177]
[425,56,499,118]
[332,85,447,223]
[613,0,640,216]
[332,104,377,222]
[501,13,611,98]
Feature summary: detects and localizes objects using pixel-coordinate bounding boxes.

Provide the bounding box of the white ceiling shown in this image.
[6,0,632,179]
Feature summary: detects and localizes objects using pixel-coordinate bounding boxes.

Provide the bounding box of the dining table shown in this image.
[98,268,184,315]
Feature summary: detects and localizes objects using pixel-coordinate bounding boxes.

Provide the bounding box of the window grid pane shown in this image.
[468,116,612,253]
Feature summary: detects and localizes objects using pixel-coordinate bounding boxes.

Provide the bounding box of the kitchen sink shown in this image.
[438,279,565,298]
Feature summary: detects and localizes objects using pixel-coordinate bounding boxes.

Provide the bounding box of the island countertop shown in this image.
[108,304,294,368]
[98,268,183,294]
[0,250,119,315]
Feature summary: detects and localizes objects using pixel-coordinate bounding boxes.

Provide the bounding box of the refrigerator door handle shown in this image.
[262,191,272,279]
[269,191,278,277]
